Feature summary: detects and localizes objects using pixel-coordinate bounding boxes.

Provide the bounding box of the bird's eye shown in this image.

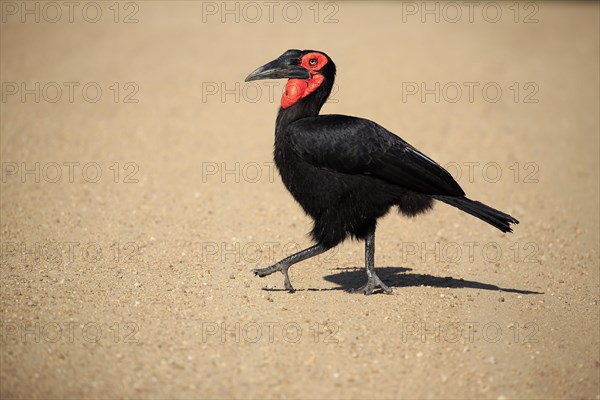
[309,58,318,66]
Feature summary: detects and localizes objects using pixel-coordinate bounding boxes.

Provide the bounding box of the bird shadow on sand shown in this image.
[261,266,543,294]
[323,266,543,294]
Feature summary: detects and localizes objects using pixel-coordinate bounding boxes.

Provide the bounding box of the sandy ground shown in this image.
[1,1,599,398]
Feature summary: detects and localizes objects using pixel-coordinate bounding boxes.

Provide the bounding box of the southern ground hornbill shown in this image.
[245,49,519,295]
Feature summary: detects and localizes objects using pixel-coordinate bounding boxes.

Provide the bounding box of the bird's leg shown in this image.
[350,226,393,295]
[252,244,327,292]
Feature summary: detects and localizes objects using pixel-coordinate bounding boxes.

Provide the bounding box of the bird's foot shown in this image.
[251,263,281,277]
[349,274,393,295]
[282,267,295,293]
[251,264,295,293]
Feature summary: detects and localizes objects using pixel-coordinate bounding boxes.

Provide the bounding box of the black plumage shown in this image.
[246,49,518,294]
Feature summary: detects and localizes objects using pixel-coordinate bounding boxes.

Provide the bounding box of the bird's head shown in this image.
[245,49,335,109]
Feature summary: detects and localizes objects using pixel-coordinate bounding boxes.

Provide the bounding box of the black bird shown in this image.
[245,49,518,295]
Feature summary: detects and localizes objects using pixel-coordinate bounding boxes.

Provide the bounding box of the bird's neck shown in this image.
[276,76,334,129]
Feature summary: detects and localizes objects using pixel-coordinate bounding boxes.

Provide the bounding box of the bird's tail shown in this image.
[433,195,519,233]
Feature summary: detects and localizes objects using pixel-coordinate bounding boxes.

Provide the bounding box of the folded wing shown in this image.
[287,114,465,196]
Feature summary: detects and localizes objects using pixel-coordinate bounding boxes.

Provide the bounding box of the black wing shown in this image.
[286,114,465,196]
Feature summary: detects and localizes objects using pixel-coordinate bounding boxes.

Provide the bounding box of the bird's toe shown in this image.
[348,284,374,295]
[349,277,393,295]
[251,267,272,277]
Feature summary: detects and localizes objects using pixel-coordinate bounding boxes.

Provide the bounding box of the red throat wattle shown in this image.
[281,75,325,109]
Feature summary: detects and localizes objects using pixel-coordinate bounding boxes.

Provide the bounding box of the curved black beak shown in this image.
[245,51,310,82]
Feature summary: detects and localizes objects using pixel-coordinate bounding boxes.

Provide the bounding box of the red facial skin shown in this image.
[281,52,328,109]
